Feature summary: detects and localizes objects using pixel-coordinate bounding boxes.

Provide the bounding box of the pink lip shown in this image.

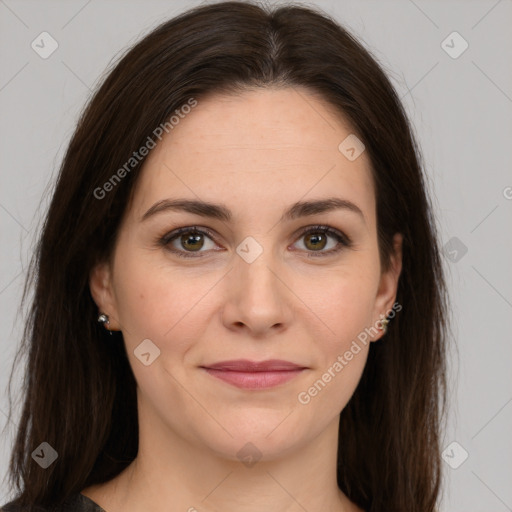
[200,359,307,389]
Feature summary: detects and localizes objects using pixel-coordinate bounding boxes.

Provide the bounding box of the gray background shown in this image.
[1,0,511,510]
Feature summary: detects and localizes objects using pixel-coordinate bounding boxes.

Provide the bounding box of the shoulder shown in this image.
[1,493,106,512]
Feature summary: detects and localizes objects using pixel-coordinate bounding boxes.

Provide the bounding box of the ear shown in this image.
[89,261,121,331]
[371,233,403,341]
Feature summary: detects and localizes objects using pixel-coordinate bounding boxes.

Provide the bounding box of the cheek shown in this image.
[297,265,379,344]
[293,265,377,411]
[112,255,218,350]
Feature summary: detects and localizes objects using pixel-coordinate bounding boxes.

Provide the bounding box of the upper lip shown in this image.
[201,359,307,372]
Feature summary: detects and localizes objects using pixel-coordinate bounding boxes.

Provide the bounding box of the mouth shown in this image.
[199,359,308,390]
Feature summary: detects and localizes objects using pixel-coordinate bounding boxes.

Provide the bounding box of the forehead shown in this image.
[130,87,375,224]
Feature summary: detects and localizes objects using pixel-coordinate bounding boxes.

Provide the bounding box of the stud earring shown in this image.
[380,317,390,334]
[97,313,113,335]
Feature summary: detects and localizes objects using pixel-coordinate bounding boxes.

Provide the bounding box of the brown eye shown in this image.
[303,232,327,251]
[180,232,204,252]
[159,227,219,258]
[293,225,352,258]
[159,225,351,260]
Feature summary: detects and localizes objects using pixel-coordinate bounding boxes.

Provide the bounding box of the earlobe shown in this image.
[89,262,121,331]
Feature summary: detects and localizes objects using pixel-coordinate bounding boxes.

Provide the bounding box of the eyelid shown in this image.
[158,224,352,258]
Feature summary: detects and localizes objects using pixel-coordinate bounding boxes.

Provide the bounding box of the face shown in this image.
[90,87,402,462]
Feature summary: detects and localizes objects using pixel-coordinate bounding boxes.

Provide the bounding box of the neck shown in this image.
[84,401,361,512]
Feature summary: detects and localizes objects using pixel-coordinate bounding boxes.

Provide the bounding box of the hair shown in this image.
[3,2,449,511]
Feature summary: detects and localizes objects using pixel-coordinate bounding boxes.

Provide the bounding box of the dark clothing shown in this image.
[1,494,105,512]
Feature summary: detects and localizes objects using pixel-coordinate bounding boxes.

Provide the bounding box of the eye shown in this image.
[158,224,352,259]
[159,226,221,258]
[291,225,352,258]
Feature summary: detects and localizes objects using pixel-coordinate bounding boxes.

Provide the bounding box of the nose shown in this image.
[221,248,293,338]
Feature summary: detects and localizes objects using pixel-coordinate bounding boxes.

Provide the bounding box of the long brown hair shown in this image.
[3,2,448,511]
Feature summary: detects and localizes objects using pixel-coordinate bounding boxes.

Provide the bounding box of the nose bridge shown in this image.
[222,235,291,333]
[235,240,281,304]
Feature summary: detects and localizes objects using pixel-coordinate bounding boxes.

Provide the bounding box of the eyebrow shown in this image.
[140,197,366,224]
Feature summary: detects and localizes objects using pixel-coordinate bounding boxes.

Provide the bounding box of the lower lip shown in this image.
[202,368,305,389]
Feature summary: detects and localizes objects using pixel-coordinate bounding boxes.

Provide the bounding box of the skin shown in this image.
[85,86,402,512]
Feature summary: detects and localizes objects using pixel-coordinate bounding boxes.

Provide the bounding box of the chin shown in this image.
[196,415,308,464]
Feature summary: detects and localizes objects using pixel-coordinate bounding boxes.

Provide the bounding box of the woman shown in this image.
[2,1,448,511]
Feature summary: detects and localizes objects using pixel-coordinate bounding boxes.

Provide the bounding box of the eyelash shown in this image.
[158,225,352,259]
